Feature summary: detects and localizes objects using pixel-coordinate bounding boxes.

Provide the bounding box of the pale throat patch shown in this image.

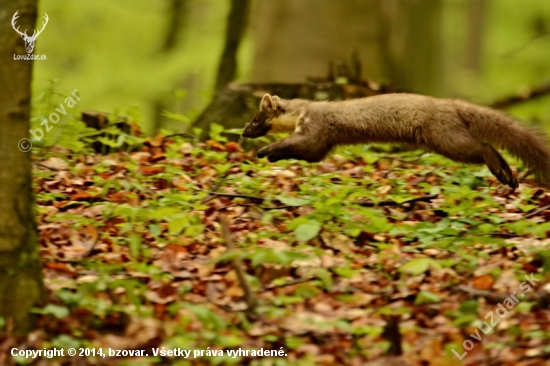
[268,113,302,134]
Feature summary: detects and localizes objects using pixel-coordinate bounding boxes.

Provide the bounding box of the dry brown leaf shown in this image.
[472,274,494,290]
[321,232,356,254]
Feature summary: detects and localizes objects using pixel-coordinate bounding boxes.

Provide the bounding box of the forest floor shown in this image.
[3,135,550,366]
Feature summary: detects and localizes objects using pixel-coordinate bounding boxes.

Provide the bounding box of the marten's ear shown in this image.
[260,94,275,112]
[271,95,283,111]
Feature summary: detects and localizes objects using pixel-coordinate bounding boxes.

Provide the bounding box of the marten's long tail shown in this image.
[456,100,550,185]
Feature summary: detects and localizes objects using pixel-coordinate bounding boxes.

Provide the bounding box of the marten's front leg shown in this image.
[257,140,303,162]
[256,134,330,163]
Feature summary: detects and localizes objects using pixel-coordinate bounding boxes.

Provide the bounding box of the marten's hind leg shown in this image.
[481,145,518,188]
[430,135,517,188]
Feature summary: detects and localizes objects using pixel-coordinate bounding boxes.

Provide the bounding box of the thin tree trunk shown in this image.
[465,0,486,73]
[151,0,188,133]
[400,0,444,95]
[372,1,399,84]
[163,0,186,52]
[0,0,44,336]
[215,0,250,92]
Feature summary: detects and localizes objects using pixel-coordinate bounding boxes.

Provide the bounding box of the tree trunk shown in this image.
[249,0,379,83]
[248,0,444,96]
[162,0,187,52]
[398,0,444,95]
[0,0,44,336]
[151,0,189,133]
[465,0,486,73]
[215,0,250,92]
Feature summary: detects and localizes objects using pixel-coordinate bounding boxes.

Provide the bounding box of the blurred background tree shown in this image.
[33,0,550,134]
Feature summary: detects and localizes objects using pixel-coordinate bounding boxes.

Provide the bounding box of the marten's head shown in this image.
[242,94,285,138]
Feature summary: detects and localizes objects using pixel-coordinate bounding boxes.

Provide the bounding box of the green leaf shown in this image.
[52,334,80,349]
[209,123,227,142]
[163,110,191,123]
[459,300,479,314]
[285,336,306,350]
[41,304,70,318]
[333,266,361,278]
[295,285,319,298]
[168,215,188,235]
[518,204,538,213]
[516,301,535,313]
[399,257,441,275]
[506,220,533,236]
[294,220,321,241]
[453,314,478,327]
[129,232,141,258]
[147,207,181,220]
[415,291,441,305]
[246,249,265,267]
[316,268,333,291]
[212,250,242,263]
[150,223,161,237]
[286,216,310,231]
[276,195,311,206]
[213,164,231,175]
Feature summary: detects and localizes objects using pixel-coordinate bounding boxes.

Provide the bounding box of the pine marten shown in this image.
[241,93,550,188]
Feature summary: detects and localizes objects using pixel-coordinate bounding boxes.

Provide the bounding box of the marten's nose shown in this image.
[242,130,257,138]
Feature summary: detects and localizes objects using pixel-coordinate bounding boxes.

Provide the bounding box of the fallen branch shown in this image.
[491,82,550,109]
[201,181,228,204]
[260,205,297,210]
[454,285,511,303]
[455,285,550,306]
[262,277,315,291]
[163,133,201,141]
[209,192,265,202]
[219,214,257,312]
[357,194,438,207]
[524,203,550,219]
[33,162,61,171]
[502,31,550,60]
[517,168,533,182]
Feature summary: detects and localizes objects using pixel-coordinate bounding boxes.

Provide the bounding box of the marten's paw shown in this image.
[257,145,302,162]
[256,145,272,159]
[257,148,284,162]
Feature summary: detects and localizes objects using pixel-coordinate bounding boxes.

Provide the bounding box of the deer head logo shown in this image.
[11,11,49,54]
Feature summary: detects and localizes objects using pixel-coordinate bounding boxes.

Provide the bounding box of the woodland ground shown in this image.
[2,133,550,366]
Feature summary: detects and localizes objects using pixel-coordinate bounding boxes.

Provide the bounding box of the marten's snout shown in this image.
[242,120,271,138]
[242,127,258,138]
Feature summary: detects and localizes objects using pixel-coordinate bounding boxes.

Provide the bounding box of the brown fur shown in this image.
[242,93,550,188]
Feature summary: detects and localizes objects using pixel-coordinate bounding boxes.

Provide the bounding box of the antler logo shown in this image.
[11,11,49,54]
